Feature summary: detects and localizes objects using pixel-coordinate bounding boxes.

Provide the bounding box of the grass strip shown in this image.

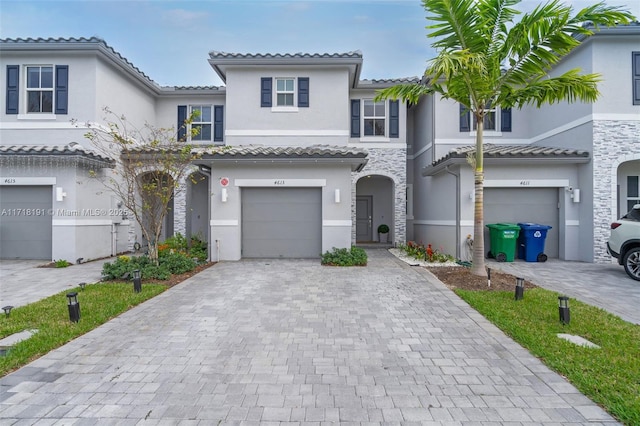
[455,287,640,425]
[0,282,165,377]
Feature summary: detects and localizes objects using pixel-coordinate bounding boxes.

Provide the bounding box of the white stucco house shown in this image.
[1,23,638,263]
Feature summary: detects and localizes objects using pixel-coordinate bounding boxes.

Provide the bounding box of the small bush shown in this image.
[321,246,367,266]
[102,251,196,281]
[54,259,71,268]
[161,252,196,275]
[399,241,455,263]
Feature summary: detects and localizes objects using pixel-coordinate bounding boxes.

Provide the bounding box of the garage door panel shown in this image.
[0,186,53,260]
[242,188,321,258]
[484,188,559,259]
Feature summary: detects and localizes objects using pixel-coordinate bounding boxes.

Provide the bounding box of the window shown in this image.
[26,66,53,113]
[628,176,640,212]
[473,103,497,131]
[363,99,386,136]
[190,105,212,141]
[276,78,295,106]
[459,102,511,133]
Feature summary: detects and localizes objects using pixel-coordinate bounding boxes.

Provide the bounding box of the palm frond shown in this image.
[374,83,433,104]
[504,69,601,108]
[424,0,483,52]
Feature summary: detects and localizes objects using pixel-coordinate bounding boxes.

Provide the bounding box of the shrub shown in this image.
[399,241,455,263]
[377,224,389,234]
[321,246,367,266]
[161,251,196,275]
[54,259,71,268]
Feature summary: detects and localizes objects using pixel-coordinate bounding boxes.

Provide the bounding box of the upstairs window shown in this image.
[473,102,496,131]
[633,51,640,105]
[460,102,511,133]
[26,66,53,113]
[190,105,212,141]
[276,78,295,106]
[363,99,385,136]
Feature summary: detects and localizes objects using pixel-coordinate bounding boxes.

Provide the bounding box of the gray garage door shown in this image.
[242,188,322,258]
[0,186,53,260]
[484,187,559,258]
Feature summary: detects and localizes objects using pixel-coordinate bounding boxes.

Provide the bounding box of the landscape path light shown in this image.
[558,296,570,325]
[2,306,13,318]
[133,269,142,293]
[66,292,81,323]
[515,277,525,300]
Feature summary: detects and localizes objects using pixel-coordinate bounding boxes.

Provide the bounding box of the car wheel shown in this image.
[622,247,640,281]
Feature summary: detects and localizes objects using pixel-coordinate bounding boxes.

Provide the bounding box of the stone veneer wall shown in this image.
[172,166,199,239]
[351,147,407,245]
[592,120,640,263]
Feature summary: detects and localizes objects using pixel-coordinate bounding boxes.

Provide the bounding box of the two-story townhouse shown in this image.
[1,38,414,262]
[411,23,640,263]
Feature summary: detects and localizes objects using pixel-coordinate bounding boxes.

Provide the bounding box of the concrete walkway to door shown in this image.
[0,249,617,424]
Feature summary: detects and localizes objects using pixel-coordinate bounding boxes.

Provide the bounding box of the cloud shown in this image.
[161,8,210,28]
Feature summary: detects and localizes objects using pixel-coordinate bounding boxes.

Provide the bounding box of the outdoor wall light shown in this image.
[132,269,142,293]
[221,188,228,203]
[56,187,67,202]
[66,292,81,323]
[334,189,341,203]
[515,277,525,300]
[558,296,570,325]
[2,306,13,318]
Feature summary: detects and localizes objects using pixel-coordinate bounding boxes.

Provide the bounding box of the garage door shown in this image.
[484,187,559,258]
[0,186,53,260]
[242,188,322,258]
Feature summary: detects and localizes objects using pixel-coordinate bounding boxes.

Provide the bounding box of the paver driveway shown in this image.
[0,250,618,424]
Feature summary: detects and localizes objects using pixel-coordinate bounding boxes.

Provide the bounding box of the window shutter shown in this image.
[633,52,640,105]
[389,100,399,138]
[177,105,187,141]
[6,65,19,114]
[214,105,224,142]
[298,77,309,107]
[261,77,272,107]
[500,107,512,132]
[459,103,470,132]
[54,65,69,114]
[350,99,360,138]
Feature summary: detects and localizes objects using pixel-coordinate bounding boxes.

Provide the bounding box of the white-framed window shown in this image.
[473,102,497,131]
[26,66,53,113]
[363,99,386,136]
[276,78,295,107]
[190,105,212,141]
[628,175,640,212]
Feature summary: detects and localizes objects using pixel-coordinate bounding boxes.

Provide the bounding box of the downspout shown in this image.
[445,165,461,260]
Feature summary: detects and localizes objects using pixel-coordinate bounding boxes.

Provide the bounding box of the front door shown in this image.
[356,196,372,242]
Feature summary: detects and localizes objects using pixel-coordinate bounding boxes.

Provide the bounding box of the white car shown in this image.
[607,204,640,281]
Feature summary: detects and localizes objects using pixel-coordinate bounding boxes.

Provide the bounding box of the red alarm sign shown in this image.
[220,177,229,187]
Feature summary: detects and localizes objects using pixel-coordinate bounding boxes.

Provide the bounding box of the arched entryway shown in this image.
[355,175,394,243]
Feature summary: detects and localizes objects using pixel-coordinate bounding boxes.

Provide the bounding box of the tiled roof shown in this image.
[432,144,589,167]
[359,77,421,85]
[0,144,115,166]
[0,37,157,87]
[199,145,368,159]
[422,144,590,176]
[209,51,363,60]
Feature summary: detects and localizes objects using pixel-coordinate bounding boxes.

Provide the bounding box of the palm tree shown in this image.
[376,0,634,276]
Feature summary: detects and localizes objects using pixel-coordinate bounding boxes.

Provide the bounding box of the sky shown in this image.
[1,0,638,88]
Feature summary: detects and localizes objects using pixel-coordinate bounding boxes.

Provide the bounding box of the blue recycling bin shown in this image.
[517,223,552,262]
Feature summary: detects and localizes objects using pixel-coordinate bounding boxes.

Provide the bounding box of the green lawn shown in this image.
[0,282,165,377]
[456,287,640,425]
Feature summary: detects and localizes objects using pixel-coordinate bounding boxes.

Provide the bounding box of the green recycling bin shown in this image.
[486,223,520,262]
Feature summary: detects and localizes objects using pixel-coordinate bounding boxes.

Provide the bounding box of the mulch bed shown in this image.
[426,266,537,292]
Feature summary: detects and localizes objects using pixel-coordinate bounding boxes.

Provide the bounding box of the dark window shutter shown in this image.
[214,105,224,142]
[177,105,187,141]
[389,100,399,138]
[6,65,19,114]
[54,65,69,114]
[459,103,470,132]
[633,52,640,105]
[261,77,272,107]
[298,77,309,107]
[350,99,360,137]
[500,107,512,132]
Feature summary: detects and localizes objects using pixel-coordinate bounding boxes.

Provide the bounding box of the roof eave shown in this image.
[422,156,590,176]
[195,155,368,172]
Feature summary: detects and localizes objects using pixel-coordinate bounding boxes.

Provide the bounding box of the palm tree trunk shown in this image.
[471,118,487,277]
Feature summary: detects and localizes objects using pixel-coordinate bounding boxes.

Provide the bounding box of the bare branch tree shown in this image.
[74,106,204,264]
